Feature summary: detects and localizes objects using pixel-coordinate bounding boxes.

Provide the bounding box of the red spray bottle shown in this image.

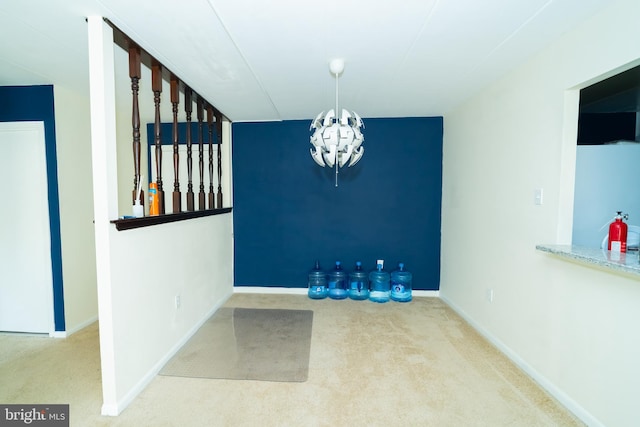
[608,211,628,253]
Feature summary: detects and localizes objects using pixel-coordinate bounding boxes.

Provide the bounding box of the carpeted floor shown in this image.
[160,307,313,382]
[0,293,585,426]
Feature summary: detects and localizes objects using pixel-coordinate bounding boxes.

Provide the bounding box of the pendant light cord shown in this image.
[335,72,339,187]
[335,71,339,117]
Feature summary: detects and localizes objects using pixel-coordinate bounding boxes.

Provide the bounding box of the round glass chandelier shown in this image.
[310,59,364,186]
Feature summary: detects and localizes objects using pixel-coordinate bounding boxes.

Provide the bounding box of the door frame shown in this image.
[0,85,65,334]
[0,121,55,334]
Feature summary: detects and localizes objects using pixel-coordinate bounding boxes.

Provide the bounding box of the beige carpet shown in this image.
[160,307,313,382]
[0,294,585,426]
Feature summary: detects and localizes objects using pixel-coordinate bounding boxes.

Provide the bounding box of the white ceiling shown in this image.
[0,0,610,122]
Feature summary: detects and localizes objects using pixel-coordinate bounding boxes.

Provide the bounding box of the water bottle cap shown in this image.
[399,262,404,270]
[356,261,361,266]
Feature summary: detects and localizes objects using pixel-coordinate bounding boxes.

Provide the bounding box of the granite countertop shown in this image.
[536,244,640,277]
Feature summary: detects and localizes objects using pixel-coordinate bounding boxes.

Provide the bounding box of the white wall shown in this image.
[440,1,640,426]
[105,215,233,413]
[53,85,99,334]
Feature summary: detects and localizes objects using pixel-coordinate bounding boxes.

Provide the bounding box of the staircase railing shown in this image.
[108,20,230,231]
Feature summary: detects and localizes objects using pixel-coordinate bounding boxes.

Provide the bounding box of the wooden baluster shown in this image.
[197,96,206,210]
[170,75,181,213]
[152,61,165,214]
[129,44,144,209]
[215,111,224,208]
[185,88,194,212]
[207,105,215,210]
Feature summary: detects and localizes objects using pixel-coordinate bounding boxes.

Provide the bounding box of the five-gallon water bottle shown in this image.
[348,261,369,300]
[390,262,412,302]
[328,261,348,299]
[368,261,390,303]
[307,260,328,299]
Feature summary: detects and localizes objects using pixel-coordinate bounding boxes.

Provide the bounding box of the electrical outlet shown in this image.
[486,289,494,303]
[175,295,181,309]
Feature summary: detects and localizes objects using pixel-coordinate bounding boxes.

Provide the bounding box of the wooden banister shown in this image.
[197,96,205,210]
[170,75,181,213]
[152,61,165,215]
[207,104,215,210]
[107,19,231,224]
[129,44,144,208]
[215,110,224,208]
[185,88,195,212]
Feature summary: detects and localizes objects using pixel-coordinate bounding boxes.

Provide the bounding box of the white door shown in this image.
[0,121,54,334]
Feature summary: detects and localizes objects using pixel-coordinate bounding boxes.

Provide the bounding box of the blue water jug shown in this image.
[307,260,328,299]
[348,261,369,300]
[391,262,412,302]
[328,261,348,300]
[368,262,390,303]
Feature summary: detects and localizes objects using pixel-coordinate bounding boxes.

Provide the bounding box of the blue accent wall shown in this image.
[145,122,218,146]
[145,122,219,182]
[232,117,442,290]
[0,85,65,331]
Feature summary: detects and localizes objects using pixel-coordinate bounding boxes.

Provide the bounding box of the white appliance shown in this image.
[573,142,640,249]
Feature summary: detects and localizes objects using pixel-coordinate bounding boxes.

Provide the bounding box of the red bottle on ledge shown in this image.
[608,211,628,253]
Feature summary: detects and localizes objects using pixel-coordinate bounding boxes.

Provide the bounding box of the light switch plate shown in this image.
[534,188,543,205]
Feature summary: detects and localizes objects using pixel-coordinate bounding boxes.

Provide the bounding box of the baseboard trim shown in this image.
[101,289,234,416]
[54,315,99,338]
[412,290,439,297]
[234,286,307,294]
[233,287,440,298]
[100,403,118,417]
[439,294,604,427]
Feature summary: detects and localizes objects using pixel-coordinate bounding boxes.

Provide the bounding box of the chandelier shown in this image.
[310,59,364,186]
